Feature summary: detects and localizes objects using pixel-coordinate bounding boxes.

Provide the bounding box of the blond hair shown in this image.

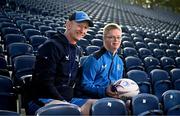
[103,23,122,39]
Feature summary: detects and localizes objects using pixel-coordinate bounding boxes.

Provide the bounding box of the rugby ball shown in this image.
[113,78,139,98]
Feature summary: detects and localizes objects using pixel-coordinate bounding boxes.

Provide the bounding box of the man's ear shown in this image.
[66,20,72,30]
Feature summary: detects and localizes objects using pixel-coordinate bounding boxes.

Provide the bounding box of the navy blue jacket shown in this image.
[30,32,82,101]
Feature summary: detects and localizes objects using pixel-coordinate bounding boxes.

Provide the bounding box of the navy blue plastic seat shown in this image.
[159,43,169,50]
[160,56,176,72]
[91,98,127,115]
[1,27,21,38]
[20,24,36,32]
[91,39,103,47]
[162,90,180,115]
[148,42,159,51]
[35,104,81,116]
[39,25,53,35]
[55,27,66,33]
[135,42,147,50]
[45,30,57,38]
[143,56,161,73]
[29,35,48,52]
[144,38,153,44]
[7,43,34,65]
[16,20,29,28]
[125,56,144,72]
[127,70,151,93]
[166,49,178,58]
[153,48,166,59]
[0,75,17,111]
[123,47,138,58]
[170,68,180,90]
[23,29,41,41]
[132,93,161,115]
[175,57,180,68]
[122,41,134,48]
[138,48,153,59]
[0,110,20,116]
[0,22,16,29]
[77,38,90,54]
[150,69,172,102]
[85,45,100,55]
[4,34,26,50]
[0,57,10,77]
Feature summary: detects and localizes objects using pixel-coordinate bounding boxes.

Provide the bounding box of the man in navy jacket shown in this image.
[27,11,96,115]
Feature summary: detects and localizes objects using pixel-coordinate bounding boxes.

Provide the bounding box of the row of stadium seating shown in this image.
[0,0,180,115]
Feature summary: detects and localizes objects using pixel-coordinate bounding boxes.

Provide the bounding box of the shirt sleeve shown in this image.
[81,56,107,98]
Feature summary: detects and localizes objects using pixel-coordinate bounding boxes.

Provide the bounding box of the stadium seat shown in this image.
[170,68,180,90]
[77,38,90,54]
[84,33,94,42]
[16,20,29,28]
[135,42,147,50]
[143,56,161,73]
[91,98,127,115]
[85,45,100,55]
[175,57,180,68]
[159,43,169,50]
[20,24,36,32]
[144,38,153,44]
[29,35,48,52]
[35,104,81,116]
[0,110,20,116]
[0,57,10,77]
[160,56,176,72]
[150,69,172,102]
[147,42,159,51]
[45,30,57,38]
[91,39,103,47]
[162,90,180,115]
[39,25,53,35]
[1,27,21,38]
[125,56,144,72]
[169,44,179,50]
[153,48,166,59]
[12,55,36,87]
[23,29,41,41]
[122,41,134,48]
[0,75,17,111]
[132,93,161,115]
[123,47,138,58]
[153,38,162,44]
[166,49,178,58]
[127,70,151,93]
[0,22,16,29]
[55,27,66,33]
[7,43,34,65]
[138,48,153,59]
[4,34,26,50]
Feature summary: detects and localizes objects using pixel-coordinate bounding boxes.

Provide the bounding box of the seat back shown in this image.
[132,93,160,115]
[35,104,81,116]
[162,90,180,112]
[91,98,127,115]
[0,75,17,111]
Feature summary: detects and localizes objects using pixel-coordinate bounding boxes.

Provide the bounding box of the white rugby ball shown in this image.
[113,78,139,98]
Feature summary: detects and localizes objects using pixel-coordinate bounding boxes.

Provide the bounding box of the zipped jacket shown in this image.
[81,47,124,98]
[30,31,82,101]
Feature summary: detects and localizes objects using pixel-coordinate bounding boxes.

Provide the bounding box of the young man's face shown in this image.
[104,29,122,54]
[68,21,89,42]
